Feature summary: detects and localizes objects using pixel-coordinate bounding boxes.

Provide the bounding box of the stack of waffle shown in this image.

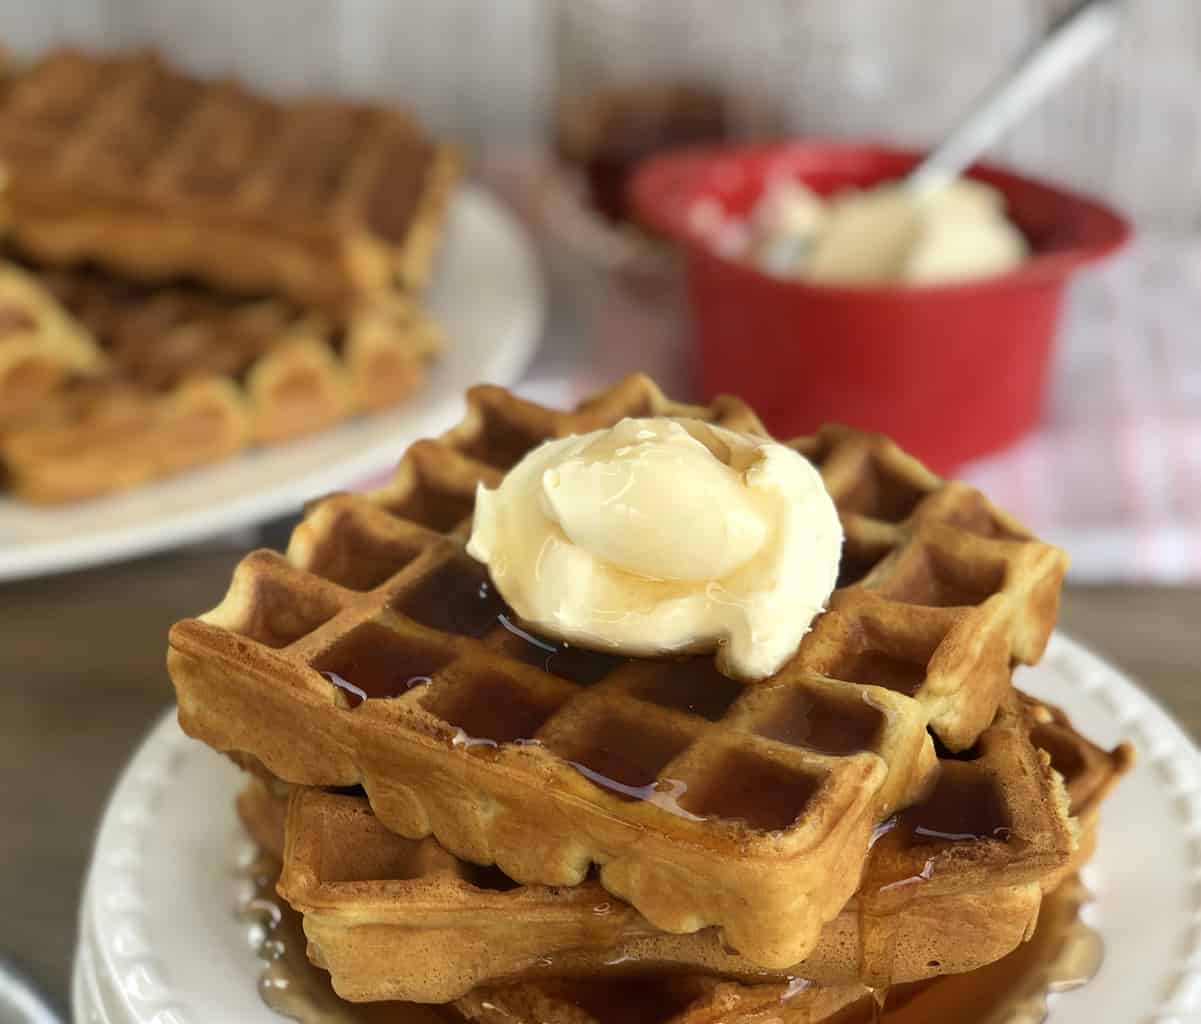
[168,376,1133,1022]
[0,49,457,502]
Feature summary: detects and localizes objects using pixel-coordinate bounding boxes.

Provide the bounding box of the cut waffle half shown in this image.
[271,688,1103,1003]
[1025,690,1134,886]
[0,261,104,430]
[1,265,441,503]
[0,49,459,313]
[171,375,1067,967]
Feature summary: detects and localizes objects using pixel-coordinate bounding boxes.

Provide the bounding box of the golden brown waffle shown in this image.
[273,689,1096,1003]
[0,49,459,313]
[792,426,1068,749]
[1,266,441,503]
[170,375,1068,968]
[235,820,869,1024]
[0,262,104,430]
[1026,691,1134,887]
[1028,694,1134,822]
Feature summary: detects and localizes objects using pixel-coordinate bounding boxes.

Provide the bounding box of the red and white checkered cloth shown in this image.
[962,238,1201,582]
[519,236,1201,583]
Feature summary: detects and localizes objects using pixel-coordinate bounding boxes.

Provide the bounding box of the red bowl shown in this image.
[629,141,1130,473]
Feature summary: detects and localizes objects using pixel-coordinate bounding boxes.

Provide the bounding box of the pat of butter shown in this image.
[467,417,843,682]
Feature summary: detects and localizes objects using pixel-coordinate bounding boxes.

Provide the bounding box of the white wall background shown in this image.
[1,0,1197,230]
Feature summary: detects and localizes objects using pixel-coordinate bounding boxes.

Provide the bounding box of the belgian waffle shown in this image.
[0,262,103,430]
[170,376,1068,967]
[1,265,441,503]
[272,689,1104,1004]
[0,49,459,313]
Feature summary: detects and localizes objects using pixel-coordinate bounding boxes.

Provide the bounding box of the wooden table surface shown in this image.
[2,539,1199,1016]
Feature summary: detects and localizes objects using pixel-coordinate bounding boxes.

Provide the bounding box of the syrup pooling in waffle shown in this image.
[0,49,458,312]
[273,690,1101,1004]
[299,537,929,825]
[170,377,1070,968]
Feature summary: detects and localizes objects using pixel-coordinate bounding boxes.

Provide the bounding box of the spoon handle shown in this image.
[906,0,1123,196]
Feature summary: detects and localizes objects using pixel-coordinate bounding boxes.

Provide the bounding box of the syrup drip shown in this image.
[234,846,461,1022]
[834,876,1103,1023]
[312,621,451,706]
[566,762,705,821]
[854,765,1017,1000]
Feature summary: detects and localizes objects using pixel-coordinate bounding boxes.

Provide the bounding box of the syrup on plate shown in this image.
[236,847,461,1022]
[835,875,1102,1024]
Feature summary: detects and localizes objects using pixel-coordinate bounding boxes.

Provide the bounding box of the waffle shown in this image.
[0,261,104,430]
[238,796,869,1024]
[171,375,1067,968]
[1,266,441,503]
[0,49,459,313]
[272,688,1097,1003]
[1026,691,1134,883]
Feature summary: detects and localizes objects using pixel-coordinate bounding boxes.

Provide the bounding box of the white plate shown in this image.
[72,634,1201,1024]
[0,185,544,583]
[0,959,60,1024]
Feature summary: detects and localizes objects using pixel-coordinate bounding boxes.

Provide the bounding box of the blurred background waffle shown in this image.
[168,376,1070,970]
[0,47,461,505]
[1,263,442,503]
[0,49,459,313]
[0,262,104,431]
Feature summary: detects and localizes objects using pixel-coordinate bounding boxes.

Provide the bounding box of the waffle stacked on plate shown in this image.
[0,49,457,502]
[170,376,1132,1021]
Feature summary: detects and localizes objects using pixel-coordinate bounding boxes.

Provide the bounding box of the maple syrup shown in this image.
[625,660,744,720]
[532,977,706,1022]
[313,622,452,706]
[391,558,506,638]
[236,847,462,1022]
[826,648,928,697]
[753,688,886,756]
[494,612,625,685]
[836,548,884,589]
[830,876,1102,1023]
[423,671,564,746]
[320,551,885,826]
[677,747,824,831]
[853,766,1015,997]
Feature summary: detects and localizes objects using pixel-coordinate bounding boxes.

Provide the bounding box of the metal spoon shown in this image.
[905,0,1124,196]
